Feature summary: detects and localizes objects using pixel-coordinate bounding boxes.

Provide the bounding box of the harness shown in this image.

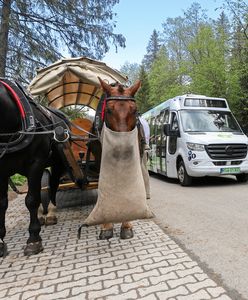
[0,79,36,155]
[0,79,70,157]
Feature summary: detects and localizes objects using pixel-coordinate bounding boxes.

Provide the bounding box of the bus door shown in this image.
[155,112,163,173]
[168,111,179,156]
[161,110,169,174]
[154,110,169,174]
[155,110,170,174]
[148,116,157,172]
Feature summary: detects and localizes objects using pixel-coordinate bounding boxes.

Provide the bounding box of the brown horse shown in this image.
[97,78,141,240]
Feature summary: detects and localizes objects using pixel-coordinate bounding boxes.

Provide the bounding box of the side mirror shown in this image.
[163,123,180,137]
[163,124,170,136]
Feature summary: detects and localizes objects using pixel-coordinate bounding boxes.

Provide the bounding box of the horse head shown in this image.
[98,78,141,132]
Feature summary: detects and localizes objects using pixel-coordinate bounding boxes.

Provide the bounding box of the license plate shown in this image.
[220,167,240,174]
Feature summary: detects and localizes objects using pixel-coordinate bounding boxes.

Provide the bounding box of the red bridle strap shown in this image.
[0,80,25,119]
[101,97,107,121]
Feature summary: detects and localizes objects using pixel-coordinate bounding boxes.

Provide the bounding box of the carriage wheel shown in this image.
[40,169,51,214]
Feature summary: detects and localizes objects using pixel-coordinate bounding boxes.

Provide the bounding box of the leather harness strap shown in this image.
[106,96,136,102]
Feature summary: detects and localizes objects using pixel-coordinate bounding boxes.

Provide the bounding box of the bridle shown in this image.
[99,94,146,157]
[101,94,138,131]
[105,96,136,102]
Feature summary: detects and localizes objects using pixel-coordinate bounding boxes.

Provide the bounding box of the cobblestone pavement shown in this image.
[0,194,234,300]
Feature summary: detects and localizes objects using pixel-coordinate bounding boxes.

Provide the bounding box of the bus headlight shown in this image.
[186,142,205,151]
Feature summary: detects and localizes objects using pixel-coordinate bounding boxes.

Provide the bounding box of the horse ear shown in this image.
[98,77,112,94]
[129,80,141,96]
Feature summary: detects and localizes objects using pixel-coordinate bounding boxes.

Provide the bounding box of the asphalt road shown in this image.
[148,173,248,300]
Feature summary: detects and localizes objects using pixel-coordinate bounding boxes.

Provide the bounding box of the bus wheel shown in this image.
[236,173,248,183]
[177,160,192,186]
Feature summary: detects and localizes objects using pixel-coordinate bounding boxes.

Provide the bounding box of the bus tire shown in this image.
[177,160,192,186]
[236,173,248,183]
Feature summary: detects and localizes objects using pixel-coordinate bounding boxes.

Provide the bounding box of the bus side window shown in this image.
[156,112,164,138]
[171,112,179,131]
[150,117,156,144]
[169,112,179,155]
[163,110,169,125]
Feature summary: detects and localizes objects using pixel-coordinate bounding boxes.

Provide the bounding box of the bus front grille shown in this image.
[205,144,248,160]
[212,160,242,166]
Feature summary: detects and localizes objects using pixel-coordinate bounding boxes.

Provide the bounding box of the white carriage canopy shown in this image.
[28,57,127,110]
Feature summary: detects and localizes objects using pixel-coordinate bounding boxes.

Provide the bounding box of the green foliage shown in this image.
[148,46,186,106]
[135,65,151,113]
[187,25,228,97]
[142,29,161,71]
[61,105,88,121]
[10,174,26,186]
[139,0,248,132]
[0,0,125,84]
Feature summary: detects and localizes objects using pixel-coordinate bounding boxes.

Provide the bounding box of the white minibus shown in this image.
[142,94,248,186]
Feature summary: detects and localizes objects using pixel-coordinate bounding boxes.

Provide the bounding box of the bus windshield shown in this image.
[180,110,242,133]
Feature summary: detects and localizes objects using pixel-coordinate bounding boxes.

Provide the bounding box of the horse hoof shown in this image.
[24,241,44,256]
[0,242,8,257]
[120,227,134,239]
[45,216,57,226]
[99,229,113,240]
[39,217,45,226]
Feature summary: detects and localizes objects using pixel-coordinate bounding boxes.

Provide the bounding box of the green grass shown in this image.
[10,174,27,186]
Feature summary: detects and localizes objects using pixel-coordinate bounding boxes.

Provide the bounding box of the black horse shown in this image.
[0,79,69,257]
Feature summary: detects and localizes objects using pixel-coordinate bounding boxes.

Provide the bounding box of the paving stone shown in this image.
[157,285,189,299]
[0,194,234,300]
[177,289,212,300]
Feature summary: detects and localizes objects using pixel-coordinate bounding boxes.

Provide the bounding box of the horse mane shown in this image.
[117,84,124,94]
[109,82,125,94]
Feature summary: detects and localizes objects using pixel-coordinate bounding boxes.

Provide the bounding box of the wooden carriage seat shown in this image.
[71,118,94,161]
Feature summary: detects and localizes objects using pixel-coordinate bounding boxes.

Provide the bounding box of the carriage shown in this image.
[28,57,128,205]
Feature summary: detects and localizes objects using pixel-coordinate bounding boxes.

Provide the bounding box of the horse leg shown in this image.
[89,140,102,174]
[38,205,46,226]
[120,221,134,239]
[24,165,44,256]
[0,177,8,257]
[99,223,114,240]
[44,162,64,226]
[45,202,57,226]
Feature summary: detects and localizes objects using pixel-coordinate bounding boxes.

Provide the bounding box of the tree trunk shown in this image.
[0,0,11,77]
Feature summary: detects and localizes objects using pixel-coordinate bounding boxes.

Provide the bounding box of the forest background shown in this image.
[0,0,247,131]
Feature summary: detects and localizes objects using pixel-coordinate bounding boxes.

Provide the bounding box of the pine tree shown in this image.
[142,29,161,71]
[136,64,151,113]
[120,62,140,84]
[0,0,125,83]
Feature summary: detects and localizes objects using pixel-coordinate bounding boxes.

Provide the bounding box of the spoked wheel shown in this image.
[236,173,248,183]
[40,169,51,214]
[177,160,192,186]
